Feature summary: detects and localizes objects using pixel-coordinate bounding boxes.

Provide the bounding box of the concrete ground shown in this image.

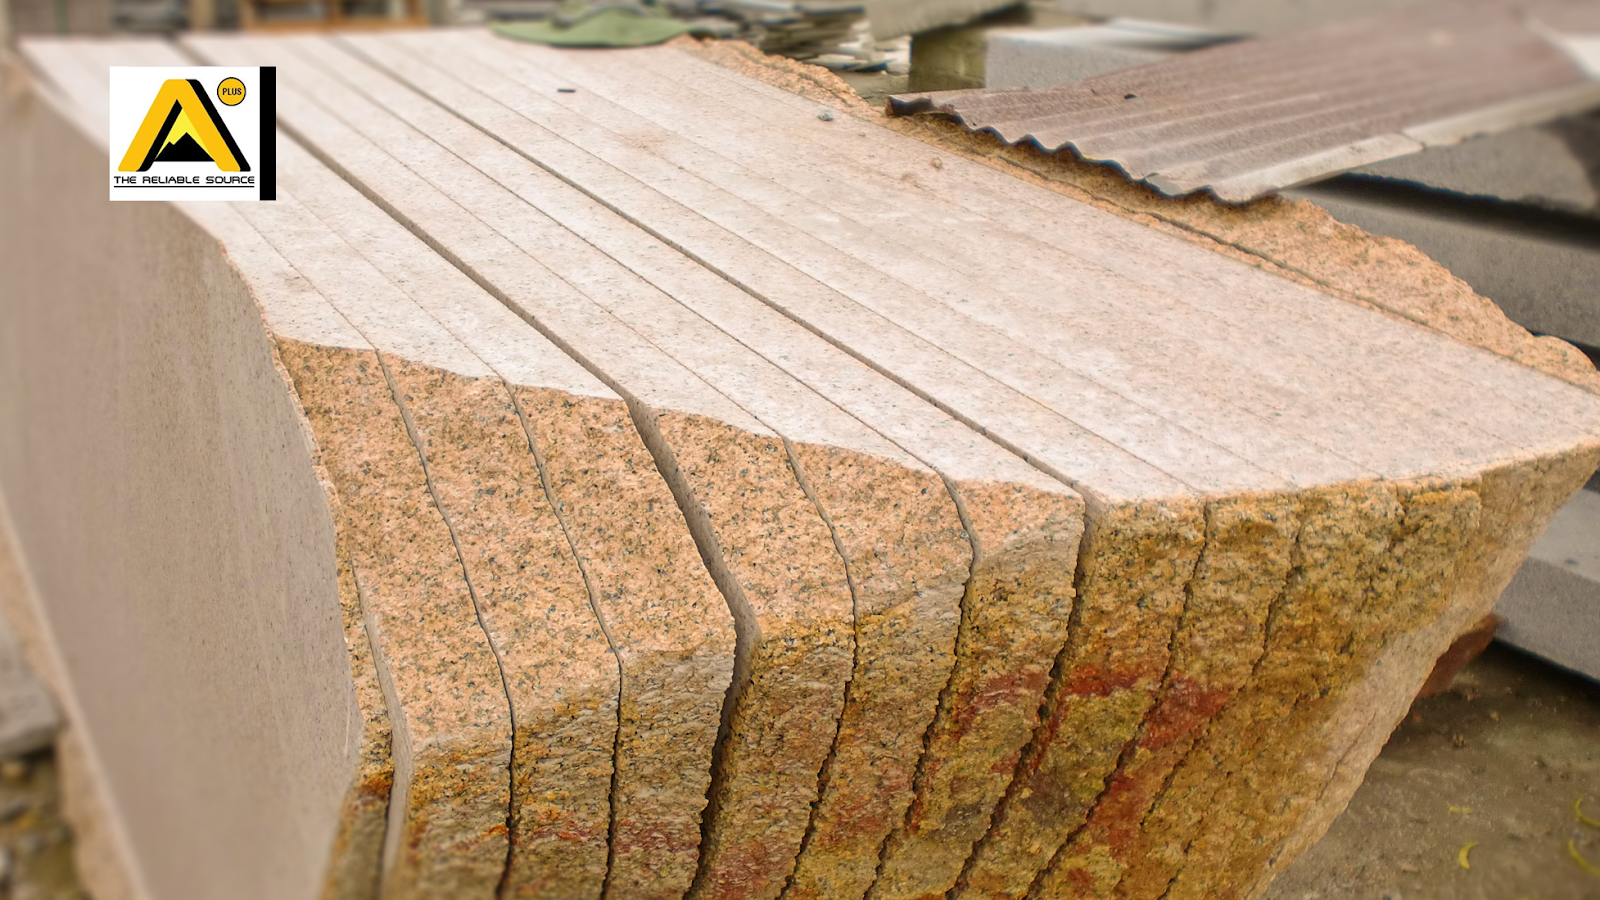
[1264,644,1600,900]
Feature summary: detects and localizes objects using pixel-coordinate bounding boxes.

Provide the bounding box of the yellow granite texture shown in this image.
[1022,495,1297,900]
[671,45,1600,900]
[1185,478,1482,899]
[781,444,970,900]
[656,413,853,900]
[867,481,1085,900]
[956,497,1205,900]
[1101,483,1399,900]
[276,341,512,900]
[383,360,618,900]
[1240,446,1600,900]
[512,389,735,900]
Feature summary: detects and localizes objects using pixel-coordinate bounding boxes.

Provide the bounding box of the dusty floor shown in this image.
[2,643,1593,899]
[1264,644,1600,900]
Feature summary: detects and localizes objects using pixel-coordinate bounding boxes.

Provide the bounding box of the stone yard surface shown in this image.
[1263,644,1600,900]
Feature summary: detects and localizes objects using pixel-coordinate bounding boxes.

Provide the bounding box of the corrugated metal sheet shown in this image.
[887,0,1600,202]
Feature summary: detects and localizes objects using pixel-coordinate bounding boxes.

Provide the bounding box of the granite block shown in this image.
[968,493,1291,900]
[277,341,512,900]
[653,412,853,900]
[516,388,735,900]
[384,360,617,900]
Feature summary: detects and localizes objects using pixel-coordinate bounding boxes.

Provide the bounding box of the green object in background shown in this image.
[493,6,710,48]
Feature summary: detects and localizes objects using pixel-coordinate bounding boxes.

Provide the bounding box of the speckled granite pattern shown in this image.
[514,389,735,900]
[1187,478,1483,900]
[1240,446,1600,900]
[659,413,854,900]
[1025,495,1298,900]
[14,33,1600,900]
[780,444,970,900]
[953,497,1204,900]
[276,341,512,900]
[384,360,618,900]
[867,482,1085,900]
[1157,480,1473,900]
[1104,482,1400,900]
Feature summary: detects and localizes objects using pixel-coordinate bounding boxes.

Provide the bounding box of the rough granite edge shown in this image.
[1022,493,1298,900]
[657,413,854,900]
[867,481,1085,900]
[1239,443,1600,899]
[277,340,512,900]
[514,389,735,900]
[1162,476,1484,900]
[962,491,1295,900]
[676,37,1600,398]
[384,359,618,900]
[780,443,970,900]
[1105,481,1402,900]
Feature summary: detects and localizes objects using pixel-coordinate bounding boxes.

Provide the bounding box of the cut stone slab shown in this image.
[16,39,630,900]
[226,183,618,900]
[317,34,1073,900]
[0,56,389,900]
[1013,493,1297,899]
[358,34,1242,900]
[518,38,1593,896]
[420,35,1600,900]
[288,31,1600,896]
[343,32,1210,900]
[184,33,865,900]
[268,138,737,900]
[278,339,512,900]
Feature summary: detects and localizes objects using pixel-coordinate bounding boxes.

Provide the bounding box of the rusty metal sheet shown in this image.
[888,0,1600,201]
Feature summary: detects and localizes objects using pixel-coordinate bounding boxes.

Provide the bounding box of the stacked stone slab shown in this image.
[2,30,1597,900]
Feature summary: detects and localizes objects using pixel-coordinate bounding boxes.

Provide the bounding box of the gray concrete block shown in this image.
[985,20,1233,89]
[1495,486,1600,680]
[1046,0,1445,36]
[1287,184,1600,348]
[1351,120,1600,215]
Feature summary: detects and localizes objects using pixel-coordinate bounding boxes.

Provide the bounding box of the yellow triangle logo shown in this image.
[118,79,250,173]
